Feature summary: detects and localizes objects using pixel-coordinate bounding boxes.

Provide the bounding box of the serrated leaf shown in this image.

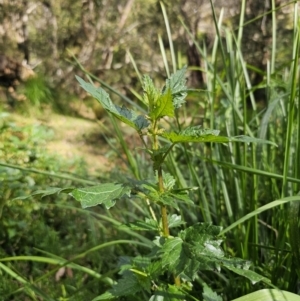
[150,285,187,301]
[112,270,151,297]
[147,260,163,279]
[169,191,194,206]
[140,173,193,208]
[202,282,223,301]
[219,257,251,270]
[223,264,271,285]
[118,256,132,273]
[150,87,175,120]
[161,127,276,146]
[180,223,222,242]
[160,237,184,271]
[70,183,131,209]
[159,223,239,279]
[180,126,220,137]
[110,273,142,296]
[168,214,185,228]
[160,223,268,283]
[92,291,115,301]
[115,105,148,130]
[161,126,222,143]
[153,236,166,248]
[159,193,180,210]
[142,75,160,110]
[163,66,187,108]
[141,183,161,202]
[135,114,150,130]
[139,179,184,208]
[132,256,152,270]
[76,76,149,131]
[162,172,176,191]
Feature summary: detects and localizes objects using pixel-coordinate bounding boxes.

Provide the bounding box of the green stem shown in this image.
[152,122,169,237]
[152,120,179,285]
[161,205,169,237]
[139,132,148,148]
[157,166,169,237]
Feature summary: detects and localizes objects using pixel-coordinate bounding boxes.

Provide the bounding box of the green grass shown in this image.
[169,0,300,297]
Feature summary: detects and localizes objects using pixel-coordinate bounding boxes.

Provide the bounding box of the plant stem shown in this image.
[161,205,169,237]
[158,167,181,286]
[174,274,181,286]
[152,120,179,284]
[157,167,170,237]
[152,121,170,237]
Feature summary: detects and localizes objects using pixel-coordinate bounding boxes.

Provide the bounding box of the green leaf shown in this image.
[149,285,187,301]
[223,264,271,285]
[147,260,163,279]
[150,87,175,120]
[92,291,115,301]
[180,222,222,241]
[140,183,161,202]
[161,127,224,143]
[149,294,164,301]
[142,75,160,110]
[231,289,300,301]
[160,237,183,272]
[169,191,194,206]
[115,105,149,131]
[159,223,259,281]
[132,255,152,271]
[168,214,185,228]
[70,183,131,209]
[180,126,220,137]
[164,66,187,108]
[97,266,151,300]
[76,76,149,131]
[13,187,74,200]
[202,282,223,301]
[96,273,142,298]
[113,272,150,296]
[158,193,180,209]
[161,126,276,146]
[162,172,176,191]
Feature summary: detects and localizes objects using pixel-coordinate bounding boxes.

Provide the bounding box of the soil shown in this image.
[7,111,113,175]
[44,114,112,174]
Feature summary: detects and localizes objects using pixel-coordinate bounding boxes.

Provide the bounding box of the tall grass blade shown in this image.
[160,1,176,73]
[281,21,299,197]
[220,195,300,235]
[158,34,170,78]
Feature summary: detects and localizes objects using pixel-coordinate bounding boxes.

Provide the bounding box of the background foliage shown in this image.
[0,0,298,100]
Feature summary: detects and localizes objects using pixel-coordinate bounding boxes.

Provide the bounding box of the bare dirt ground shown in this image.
[9,111,113,175]
[44,114,112,174]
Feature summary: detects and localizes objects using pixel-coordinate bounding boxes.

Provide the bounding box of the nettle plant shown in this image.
[74,67,273,300]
